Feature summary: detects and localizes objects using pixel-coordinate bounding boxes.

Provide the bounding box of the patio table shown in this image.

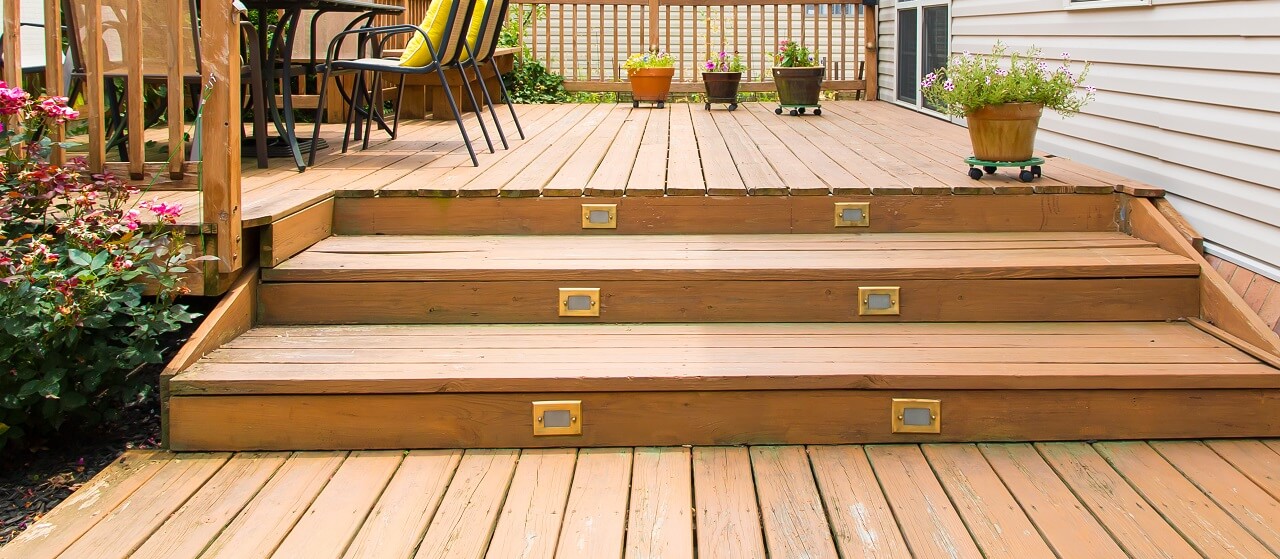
[239,0,404,171]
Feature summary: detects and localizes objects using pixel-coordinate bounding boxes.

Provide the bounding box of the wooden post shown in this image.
[167,0,184,178]
[862,2,877,100]
[84,0,105,171]
[43,0,64,163]
[126,0,144,179]
[200,0,243,274]
[647,0,658,51]
[2,0,19,85]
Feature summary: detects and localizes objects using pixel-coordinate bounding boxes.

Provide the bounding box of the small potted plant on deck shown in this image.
[921,43,1095,176]
[772,40,823,116]
[625,50,676,108]
[702,51,745,111]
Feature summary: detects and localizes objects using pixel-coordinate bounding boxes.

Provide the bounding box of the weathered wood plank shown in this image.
[554,448,633,559]
[1204,440,1280,502]
[749,446,839,559]
[692,447,767,559]
[807,445,910,559]
[484,448,577,559]
[270,450,404,559]
[344,450,463,559]
[1151,441,1280,555]
[415,449,519,559]
[866,445,982,559]
[625,447,693,559]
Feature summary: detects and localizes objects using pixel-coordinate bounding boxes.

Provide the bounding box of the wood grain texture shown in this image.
[485,449,577,559]
[865,445,982,559]
[344,450,463,559]
[807,445,910,559]
[1036,443,1200,558]
[261,198,334,268]
[1128,197,1280,357]
[168,389,1280,450]
[131,452,288,559]
[921,444,1054,558]
[415,449,519,559]
[270,450,403,559]
[625,447,693,559]
[554,448,634,559]
[750,446,839,559]
[978,443,1126,558]
[692,447,767,559]
[1204,440,1280,502]
[1150,441,1280,555]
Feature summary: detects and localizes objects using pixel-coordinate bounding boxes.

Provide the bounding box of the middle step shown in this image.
[259,232,1200,324]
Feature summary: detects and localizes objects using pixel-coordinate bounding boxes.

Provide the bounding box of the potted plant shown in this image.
[625,50,676,108]
[702,51,745,110]
[772,40,823,115]
[921,43,1095,163]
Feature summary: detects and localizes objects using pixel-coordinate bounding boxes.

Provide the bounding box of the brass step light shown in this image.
[582,203,618,229]
[834,202,870,227]
[892,398,941,434]
[858,286,901,316]
[533,400,582,436]
[559,288,601,317]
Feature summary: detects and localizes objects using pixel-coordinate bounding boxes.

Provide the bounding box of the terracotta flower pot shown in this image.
[772,66,824,106]
[965,102,1044,162]
[702,72,742,104]
[628,67,675,103]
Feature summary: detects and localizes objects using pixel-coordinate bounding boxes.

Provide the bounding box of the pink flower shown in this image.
[139,200,183,223]
[0,85,29,116]
[943,79,955,92]
[35,96,79,123]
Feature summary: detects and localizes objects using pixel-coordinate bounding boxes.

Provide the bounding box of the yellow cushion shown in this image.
[459,0,489,63]
[399,0,455,67]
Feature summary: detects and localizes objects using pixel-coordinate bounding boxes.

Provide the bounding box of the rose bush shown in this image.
[0,82,200,449]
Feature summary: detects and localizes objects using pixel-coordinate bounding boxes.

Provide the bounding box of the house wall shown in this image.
[876,0,1280,270]
[1207,254,1280,336]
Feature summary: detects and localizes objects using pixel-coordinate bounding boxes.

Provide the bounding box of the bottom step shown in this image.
[168,322,1280,450]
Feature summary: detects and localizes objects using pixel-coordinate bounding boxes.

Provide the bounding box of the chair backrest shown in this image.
[469,0,510,63]
[0,0,50,70]
[400,0,476,67]
[292,10,373,63]
[64,0,200,78]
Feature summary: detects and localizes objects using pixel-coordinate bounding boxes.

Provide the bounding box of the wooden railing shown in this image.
[502,0,877,95]
[2,0,243,275]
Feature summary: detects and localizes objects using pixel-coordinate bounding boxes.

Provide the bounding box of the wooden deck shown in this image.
[145,101,1150,230]
[6,441,1280,558]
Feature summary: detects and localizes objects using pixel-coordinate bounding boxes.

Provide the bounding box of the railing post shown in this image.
[167,0,184,179]
[43,0,64,163]
[200,0,243,274]
[863,2,877,101]
[2,0,20,85]
[647,0,658,51]
[85,0,105,171]
[126,0,144,180]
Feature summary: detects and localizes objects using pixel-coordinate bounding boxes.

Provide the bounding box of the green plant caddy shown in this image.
[964,156,1045,183]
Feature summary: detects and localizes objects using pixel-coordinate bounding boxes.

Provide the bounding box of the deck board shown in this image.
[10,441,1280,558]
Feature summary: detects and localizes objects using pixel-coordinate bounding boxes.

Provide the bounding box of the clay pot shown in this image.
[772,66,824,107]
[965,102,1044,162]
[702,71,742,104]
[628,67,675,102]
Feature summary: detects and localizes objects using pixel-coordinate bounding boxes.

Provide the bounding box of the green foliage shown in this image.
[624,50,675,70]
[504,55,571,104]
[703,51,745,73]
[0,84,200,450]
[775,40,817,68]
[921,42,1095,118]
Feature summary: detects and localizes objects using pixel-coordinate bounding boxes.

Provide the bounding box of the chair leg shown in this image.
[308,66,335,167]
[437,67,478,167]
[454,62,493,154]
[340,72,362,155]
[391,74,406,140]
[493,68,524,140]
[470,58,508,150]
[362,71,381,151]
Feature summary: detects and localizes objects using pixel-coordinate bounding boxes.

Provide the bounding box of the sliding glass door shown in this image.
[896,1,949,114]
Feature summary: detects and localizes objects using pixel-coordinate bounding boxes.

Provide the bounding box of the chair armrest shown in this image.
[323,24,437,66]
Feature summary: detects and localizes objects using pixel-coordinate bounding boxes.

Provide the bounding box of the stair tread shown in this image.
[261,233,1200,281]
[170,322,1277,394]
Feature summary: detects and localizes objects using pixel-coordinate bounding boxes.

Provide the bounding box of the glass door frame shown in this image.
[893,0,952,120]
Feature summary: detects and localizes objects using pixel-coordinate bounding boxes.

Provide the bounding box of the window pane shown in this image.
[922,5,949,111]
[897,8,918,103]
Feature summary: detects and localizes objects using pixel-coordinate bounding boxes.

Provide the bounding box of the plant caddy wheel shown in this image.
[965,156,1045,183]
[774,103,821,116]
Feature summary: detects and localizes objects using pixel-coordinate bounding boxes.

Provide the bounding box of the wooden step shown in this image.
[166,322,1280,450]
[258,232,1200,324]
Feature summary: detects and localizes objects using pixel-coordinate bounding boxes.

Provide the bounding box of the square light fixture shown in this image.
[581,204,617,229]
[558,288,601,317]
[858,286,901,316]
[533,400,582,436]
[834,202,870,227]
[891,398,941,434]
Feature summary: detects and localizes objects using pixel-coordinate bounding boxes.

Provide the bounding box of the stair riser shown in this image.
[333,194,1120,235]
[258,278,1198,324]
[168,389,1280,451]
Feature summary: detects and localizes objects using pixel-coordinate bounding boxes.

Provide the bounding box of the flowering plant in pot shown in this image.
[625,50,676,108]
[921,42,1095,163]
[702,51,745,110]
[772,39,823,115]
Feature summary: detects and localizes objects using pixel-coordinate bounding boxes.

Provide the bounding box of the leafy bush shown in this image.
[497,6,571,104]
[921,42,1095,118]
[775,40,817,68]
[0,83,200,449]
[623,50,675,70]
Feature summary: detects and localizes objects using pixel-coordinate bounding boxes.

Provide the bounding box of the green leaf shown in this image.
[91,250,111,270]
[68,249,92,266]
[0,422,8,436]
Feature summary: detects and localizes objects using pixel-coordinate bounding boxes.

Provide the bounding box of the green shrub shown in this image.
[503,55,571,104]
[0,83,200,449]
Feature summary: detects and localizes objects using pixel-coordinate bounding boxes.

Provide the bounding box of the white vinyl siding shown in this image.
[880,0,1280,268]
